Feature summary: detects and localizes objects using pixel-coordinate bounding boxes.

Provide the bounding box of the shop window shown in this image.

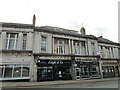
[38,67,53,78]
[22,67,29,77]
[6,33,18,50]
[0,66,4,77]
[13,67,21,77]
[22,34,27,50]
[4,65,13,77]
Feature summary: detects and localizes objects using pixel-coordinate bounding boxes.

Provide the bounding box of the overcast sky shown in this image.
[0,0,119,42]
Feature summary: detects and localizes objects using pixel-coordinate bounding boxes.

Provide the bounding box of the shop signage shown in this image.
[37,60,71,65]
[48,61,64,65]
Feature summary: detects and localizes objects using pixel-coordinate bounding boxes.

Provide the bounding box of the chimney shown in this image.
[33,14,36,26]
[80,27,86,35]
[98,36,103,38]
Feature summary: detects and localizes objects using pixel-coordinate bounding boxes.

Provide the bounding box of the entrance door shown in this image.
[54,66,72,80]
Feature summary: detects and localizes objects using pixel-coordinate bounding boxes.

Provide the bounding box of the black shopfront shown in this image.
[36,59,72,81]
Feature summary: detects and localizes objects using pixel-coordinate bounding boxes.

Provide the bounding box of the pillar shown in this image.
[18,33,23,50]
[1,32,6,50]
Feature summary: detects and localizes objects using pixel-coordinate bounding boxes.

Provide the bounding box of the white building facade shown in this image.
[0,22,120,81]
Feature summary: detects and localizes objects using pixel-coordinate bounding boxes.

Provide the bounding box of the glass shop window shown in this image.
[0,66,4,77]
[4,65,13,78]
[13,65,21,77]
[22,65,29,77]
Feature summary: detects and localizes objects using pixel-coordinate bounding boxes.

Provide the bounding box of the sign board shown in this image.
[97,50,103,55]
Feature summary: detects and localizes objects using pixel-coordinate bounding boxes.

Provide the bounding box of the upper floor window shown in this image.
[74,41,80,54]
[54,39,65,54]
[81,41,86,55]
[41,36,47,52]
[22,34,27,50]
[6,33,18,50]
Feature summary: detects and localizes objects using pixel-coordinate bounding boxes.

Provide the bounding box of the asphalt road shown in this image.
[3,79,118,89]
[35,79,119,88]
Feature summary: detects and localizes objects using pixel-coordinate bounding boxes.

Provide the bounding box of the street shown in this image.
[2,79,119,89]
[32,79,118,88]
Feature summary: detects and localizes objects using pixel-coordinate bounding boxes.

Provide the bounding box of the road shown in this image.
[35,79,118,88]
[3,79,118,89]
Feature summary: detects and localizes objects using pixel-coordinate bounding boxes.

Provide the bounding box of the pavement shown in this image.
[0,77,119,88]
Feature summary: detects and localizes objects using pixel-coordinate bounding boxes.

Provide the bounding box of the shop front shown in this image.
[101,60,119,78]
[36,59,72,81]
[75,61,100,80]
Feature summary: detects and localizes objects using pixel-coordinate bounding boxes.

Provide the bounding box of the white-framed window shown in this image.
[81,41,86,55]
[22,34,27,50]
[55,40,65,54]
[41,36,47,52]
[74,41,80,54]
[6,33,18,50]
[0,64,30,79]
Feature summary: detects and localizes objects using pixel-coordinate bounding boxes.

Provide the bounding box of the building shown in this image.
[0,22,120,82]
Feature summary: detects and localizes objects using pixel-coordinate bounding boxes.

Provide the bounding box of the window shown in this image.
[41,36,47,52]
[22,34,27,50]
[74,41,80,54]
[0,65,4,77]
[56,40,65,54]
[6,33,18,50]
[13,64,21,77]
[81,41,86,55]
[4,64,13,77]
[0,64,30,79]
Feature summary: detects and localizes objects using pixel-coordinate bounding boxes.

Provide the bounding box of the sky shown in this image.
[0,0,119,42]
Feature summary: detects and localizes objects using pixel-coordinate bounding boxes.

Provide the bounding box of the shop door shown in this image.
[54,66,72,80]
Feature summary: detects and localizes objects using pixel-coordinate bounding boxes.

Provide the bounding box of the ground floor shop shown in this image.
[0,52,34,81]
[101,60,119,78]
[0,63,30,80]
[36,59,72,81]
[74,56,101,80]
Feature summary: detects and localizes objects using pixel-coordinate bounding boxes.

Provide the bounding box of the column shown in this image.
[85,41,88,55]
[33,32,40,53]
[99,60,103,78]
[71,40,75,54]
[30,56,37,82]
[1,32,6,50]
[79,42,82,55]
[109,47,113,58]
[18,33,23,50]
[102,47,106,58]
[52,37,54,54]
[47,34,52,53]
[68,39,71,54]
[26,32,33,50]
